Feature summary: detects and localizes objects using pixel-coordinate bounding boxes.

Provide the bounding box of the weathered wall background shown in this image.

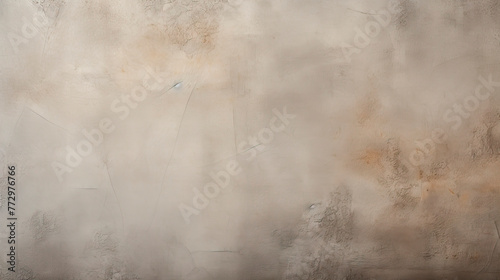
[1,0,500,279]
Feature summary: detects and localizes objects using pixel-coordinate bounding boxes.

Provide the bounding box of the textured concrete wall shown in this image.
[1,0,500,279]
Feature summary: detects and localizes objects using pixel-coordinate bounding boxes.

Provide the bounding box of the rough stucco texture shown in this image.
[1,0,500,279]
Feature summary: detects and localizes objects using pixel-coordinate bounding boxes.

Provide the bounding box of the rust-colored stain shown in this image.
[358,149,382,165]
[3,0,500,279]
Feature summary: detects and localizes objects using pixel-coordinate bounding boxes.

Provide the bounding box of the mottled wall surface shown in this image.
[1,0,500,279]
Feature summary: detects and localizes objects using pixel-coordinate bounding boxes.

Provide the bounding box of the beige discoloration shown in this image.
[2,0,500,279]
